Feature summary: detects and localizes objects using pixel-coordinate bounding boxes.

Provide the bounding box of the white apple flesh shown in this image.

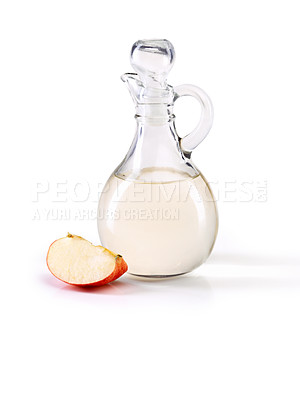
[47,233,128,286]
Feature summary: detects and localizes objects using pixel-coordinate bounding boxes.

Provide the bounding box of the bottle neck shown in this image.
[114,103,199,181]
[135,103,174,125]
[115,116,180,181]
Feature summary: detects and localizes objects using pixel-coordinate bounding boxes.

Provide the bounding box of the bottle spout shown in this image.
[121,73,144,105]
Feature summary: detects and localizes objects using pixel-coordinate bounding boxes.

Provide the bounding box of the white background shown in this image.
[1,0,300,399]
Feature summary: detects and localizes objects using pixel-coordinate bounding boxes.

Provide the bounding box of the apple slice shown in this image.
[47,233,128,286]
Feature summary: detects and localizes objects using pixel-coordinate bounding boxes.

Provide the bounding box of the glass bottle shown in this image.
[98,39,218,278]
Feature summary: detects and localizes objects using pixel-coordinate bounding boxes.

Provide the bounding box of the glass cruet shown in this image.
[98,39,218,278]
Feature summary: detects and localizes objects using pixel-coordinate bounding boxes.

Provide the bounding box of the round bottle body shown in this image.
[98,168,218,277]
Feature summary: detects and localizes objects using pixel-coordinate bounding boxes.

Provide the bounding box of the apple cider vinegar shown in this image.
[98,168,218,277]
[97,39,218,277]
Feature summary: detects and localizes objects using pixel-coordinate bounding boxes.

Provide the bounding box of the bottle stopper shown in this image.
[130,39,175,90]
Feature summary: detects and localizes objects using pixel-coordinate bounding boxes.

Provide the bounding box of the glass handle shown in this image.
[174,84,214,154]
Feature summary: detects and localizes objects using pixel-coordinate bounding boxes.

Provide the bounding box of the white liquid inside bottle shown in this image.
[98,168,218,277]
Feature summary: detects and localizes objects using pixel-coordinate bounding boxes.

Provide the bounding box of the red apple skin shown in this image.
[79,256,128,287]
[46,237,128,287]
